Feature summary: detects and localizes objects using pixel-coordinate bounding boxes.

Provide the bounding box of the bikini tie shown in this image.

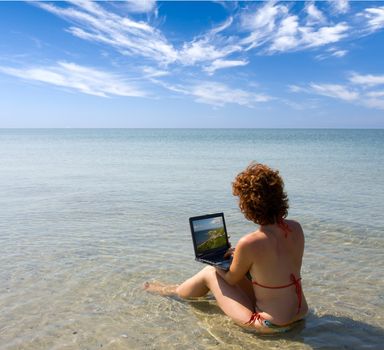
[245,312,263,325]
[290,273,302,314]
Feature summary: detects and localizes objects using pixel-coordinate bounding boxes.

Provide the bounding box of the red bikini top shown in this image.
[252,274,303,314]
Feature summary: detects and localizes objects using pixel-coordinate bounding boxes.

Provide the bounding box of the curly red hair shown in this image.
[232,162,289,225]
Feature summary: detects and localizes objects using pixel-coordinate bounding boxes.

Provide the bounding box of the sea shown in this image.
[0,129,383,349]
[194,229,212,246]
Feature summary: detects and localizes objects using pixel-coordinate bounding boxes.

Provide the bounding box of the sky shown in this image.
[0,0,384,128]
[193,216,224,232]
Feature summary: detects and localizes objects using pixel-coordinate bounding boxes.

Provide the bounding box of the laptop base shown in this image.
[196,257,232,271]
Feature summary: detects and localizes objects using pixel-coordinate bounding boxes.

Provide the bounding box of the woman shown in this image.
[145,162,308,333]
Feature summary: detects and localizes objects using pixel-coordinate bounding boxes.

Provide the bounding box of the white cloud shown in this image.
[310,83,358,101]
[148,78,266,107]
[138,76,272,108]
[364,90,384,110]
[269,22,349,53]
[241,2,286,33]
[282,98,319,110]
[16,0,384,112]
[208,16,233,36]
[366,90,384,98]
[124,0,157,14]
[179,39,240,65]
[290,73,384,110]
[203,59,248,75]
[300,23,349,48]
[363,98,384,110]
[240,2,288,49]
[360,6,384,32]
[178,18,241,66]
[315,47,348,60]
[328,0,350,14]
[269,15,299,51]
[142,66,169,78]
[37,2,178,65]
[331,49,347,58]
[37,2,242,72]
[190,81,270,107]
[33,0,374,74]
[349,73,384,87]
[152,80,189,95]
[288,85,305,93]
[240,2,349,54]
[0,62,145,97]
[306,2,326,24]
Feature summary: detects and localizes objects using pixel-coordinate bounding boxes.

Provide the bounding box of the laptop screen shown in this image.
[190,213,229,256]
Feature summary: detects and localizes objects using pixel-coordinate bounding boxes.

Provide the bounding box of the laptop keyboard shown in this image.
[207,255,225,262]
[201,254,231,263]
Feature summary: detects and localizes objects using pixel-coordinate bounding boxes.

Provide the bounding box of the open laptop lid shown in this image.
[189,212,230,258]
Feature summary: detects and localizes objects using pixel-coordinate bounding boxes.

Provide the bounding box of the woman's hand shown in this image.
[224,247,235,259]
[217,237,252,285]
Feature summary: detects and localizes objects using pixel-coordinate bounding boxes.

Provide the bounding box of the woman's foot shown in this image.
[143,281,179,296]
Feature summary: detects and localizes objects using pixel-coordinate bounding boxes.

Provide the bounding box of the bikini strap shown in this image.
[252,276,301,289]
[252,274,303,314]
[277,217,291,238]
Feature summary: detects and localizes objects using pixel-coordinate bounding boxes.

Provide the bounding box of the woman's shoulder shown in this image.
[283,218,302,230]
[285,219,305,242]
[233,232,266,262]
[238,230,269,248]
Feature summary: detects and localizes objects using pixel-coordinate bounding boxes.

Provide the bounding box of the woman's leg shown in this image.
[146,268,288,333]
[176,266,255,326]
[144,281,179,295]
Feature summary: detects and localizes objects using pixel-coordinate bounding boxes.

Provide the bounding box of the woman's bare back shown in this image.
[246,219,308,324]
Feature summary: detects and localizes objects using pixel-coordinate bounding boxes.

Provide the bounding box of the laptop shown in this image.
[189,212,232,271]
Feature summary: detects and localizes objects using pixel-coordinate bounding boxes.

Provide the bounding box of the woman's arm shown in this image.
[215,237,252,285]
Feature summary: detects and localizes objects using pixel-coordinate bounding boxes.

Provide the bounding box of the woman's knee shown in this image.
[191,265,217,283]
[200,265,218,285]
[175,267,214,299]
[175,284,188,299]
[202,265,216,275]
[176,283,209,299]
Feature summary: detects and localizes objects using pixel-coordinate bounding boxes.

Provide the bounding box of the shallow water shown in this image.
[0,129,383,349]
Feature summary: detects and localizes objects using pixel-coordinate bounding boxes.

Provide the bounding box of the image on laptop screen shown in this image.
[192,216,227,255]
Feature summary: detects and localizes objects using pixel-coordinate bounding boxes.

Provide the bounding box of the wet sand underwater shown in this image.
[0,129,383,349]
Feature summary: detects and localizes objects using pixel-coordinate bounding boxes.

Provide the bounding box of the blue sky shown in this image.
[0,1,384,128]
[193,216,224,232]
